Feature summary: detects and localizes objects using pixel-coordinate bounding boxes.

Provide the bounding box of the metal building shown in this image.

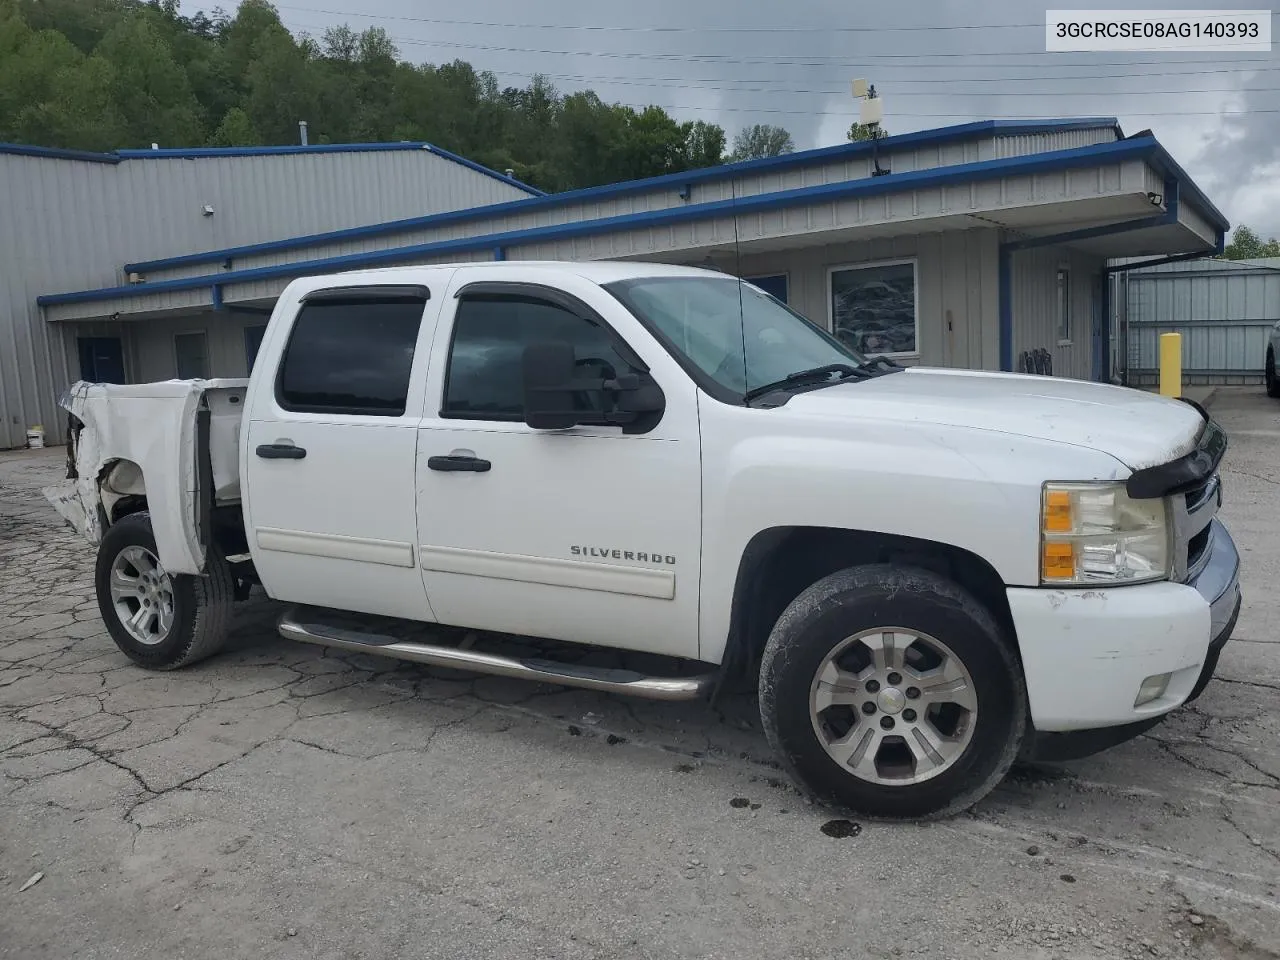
[8,118,1229,447]
[1115,256,1280,386]
[0,142,540,449]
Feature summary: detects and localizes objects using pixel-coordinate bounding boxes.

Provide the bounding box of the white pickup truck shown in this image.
[46,261,1240,819]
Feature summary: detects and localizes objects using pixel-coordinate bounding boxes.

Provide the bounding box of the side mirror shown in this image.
[521,340,667,432]
[522,340,580,430]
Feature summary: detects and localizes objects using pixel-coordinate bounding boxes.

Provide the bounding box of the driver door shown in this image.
[414,270,703,659]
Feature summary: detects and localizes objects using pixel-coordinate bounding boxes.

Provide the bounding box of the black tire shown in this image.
[759,564,1026,820]
[95,511,234,670]
[1267,350,1280,398]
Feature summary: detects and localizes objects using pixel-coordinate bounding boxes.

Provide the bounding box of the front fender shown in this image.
[696,402,1128,663]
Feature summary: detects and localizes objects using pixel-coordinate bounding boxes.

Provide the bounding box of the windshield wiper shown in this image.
[743,363,865,402]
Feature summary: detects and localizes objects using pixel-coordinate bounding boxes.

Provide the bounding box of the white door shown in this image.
[415,270,703,659]
[243,282,443,621]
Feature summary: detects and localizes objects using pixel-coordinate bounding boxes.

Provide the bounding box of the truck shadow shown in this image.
[221,589,1087,801]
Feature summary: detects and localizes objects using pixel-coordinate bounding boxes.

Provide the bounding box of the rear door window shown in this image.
[276,293,428,416]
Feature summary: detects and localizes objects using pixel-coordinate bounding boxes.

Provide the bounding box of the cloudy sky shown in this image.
[207,1,1280,238]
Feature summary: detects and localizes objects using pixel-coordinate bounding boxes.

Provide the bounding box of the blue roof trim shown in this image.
[45,136,1175,309]
[124,118,1120,274]
[424,144,546,197]
[0,142,120,164]
[115,141,436,159]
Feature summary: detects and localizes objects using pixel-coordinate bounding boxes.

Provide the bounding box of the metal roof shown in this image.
[0,139,544,195]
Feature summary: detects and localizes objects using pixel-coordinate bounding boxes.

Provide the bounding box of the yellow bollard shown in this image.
[1159,332,1182,398]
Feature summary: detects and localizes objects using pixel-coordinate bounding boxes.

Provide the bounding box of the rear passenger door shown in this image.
[243,281,443,622]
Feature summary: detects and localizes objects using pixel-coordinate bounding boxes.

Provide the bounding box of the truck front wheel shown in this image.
[759,564,1026,820]
[95,511,234,670]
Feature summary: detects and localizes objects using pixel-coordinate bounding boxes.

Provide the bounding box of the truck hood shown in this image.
[783,367,1205,470]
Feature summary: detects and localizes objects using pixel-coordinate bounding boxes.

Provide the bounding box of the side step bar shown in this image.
[277,608,717,702]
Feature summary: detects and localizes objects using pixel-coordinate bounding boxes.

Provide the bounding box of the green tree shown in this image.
[94,13,204,146]
[208,106,259,146]
[847,122,884,142]
[729,124,794,161]
[0,0,738,190]
[684,120,726,168]
[243,26,321,144]
[1223,224,1280,260]
[0,0,125,150]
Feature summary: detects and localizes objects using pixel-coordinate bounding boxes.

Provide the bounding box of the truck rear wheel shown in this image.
[95,511,234,670]
[759,564,1025,820]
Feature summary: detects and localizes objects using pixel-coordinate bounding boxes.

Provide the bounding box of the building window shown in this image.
[276,295,426,416]
[174,332,209,379]
[244,325,267,372]
[829,259,918,356]
[747,274,789,304]
[1057,268,1071,344]
[442,295,641,422]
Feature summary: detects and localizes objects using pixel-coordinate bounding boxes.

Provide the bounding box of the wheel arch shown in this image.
[716,526,1016,697]
[98,458,149,524]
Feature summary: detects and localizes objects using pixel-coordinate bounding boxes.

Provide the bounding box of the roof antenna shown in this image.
[852,79,890,176]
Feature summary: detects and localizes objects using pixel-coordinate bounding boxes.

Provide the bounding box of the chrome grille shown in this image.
[1172,474,1220,582]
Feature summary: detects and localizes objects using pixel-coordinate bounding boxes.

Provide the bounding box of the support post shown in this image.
[1159,332,1182,397]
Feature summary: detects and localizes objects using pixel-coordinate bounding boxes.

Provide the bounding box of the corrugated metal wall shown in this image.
[0,150,531,448]
[991,127,1116,158]
[1120,258,1280,384]
[1127,320,1271,385]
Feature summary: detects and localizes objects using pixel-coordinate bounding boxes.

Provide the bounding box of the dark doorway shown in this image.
[77,337,125,383]
[244,325,268,372]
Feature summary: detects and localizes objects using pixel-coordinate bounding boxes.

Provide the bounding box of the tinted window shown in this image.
[443,296,638,421]
[277,297,425,416]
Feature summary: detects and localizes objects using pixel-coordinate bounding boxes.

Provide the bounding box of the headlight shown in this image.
[1040,482,1169,585]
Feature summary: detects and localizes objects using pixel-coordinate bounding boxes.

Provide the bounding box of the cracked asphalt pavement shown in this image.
[2,389,1278,960]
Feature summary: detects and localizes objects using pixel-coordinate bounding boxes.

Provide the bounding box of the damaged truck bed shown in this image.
[46,379,248,576]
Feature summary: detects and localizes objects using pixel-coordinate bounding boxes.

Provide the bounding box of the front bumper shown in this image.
[1008,519,1241,737]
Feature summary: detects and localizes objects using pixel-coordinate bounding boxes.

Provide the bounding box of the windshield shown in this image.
[604,275,869,400]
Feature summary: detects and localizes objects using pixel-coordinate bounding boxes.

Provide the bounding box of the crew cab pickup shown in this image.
[46,261,1241,819]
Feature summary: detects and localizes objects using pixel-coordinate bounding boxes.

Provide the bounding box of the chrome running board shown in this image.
[277,608,716,702]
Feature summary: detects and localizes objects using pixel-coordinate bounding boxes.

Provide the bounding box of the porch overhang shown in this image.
[39,132,1225,325]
